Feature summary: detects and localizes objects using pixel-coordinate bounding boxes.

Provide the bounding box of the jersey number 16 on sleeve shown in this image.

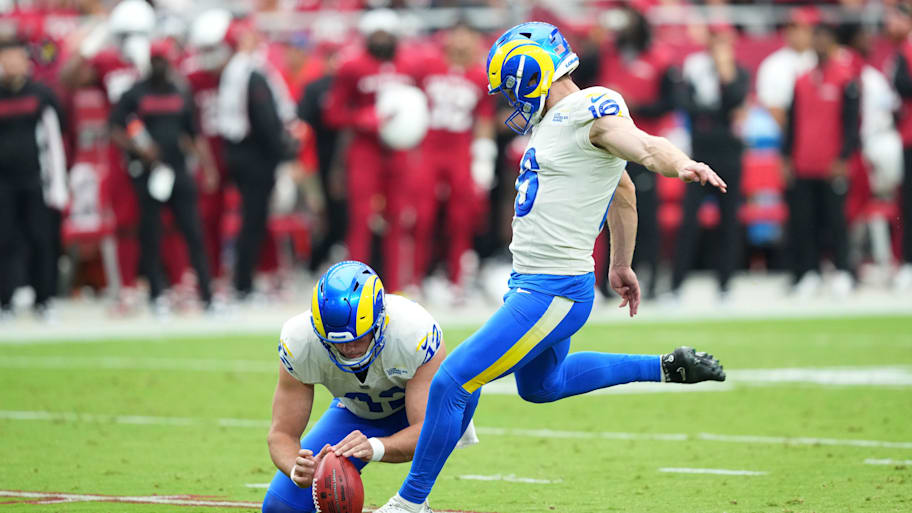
[588,96,620,119]
[515,148,540,217]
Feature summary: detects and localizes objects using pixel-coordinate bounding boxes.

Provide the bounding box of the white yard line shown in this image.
[0,356,276,373]
[658,468,768,476]
[0,410,270,429]
[244,484,270,489]
[457,474,561,484]
[4,409,912,450]
[473,426,912,449]
[4,356,912,389]
[864,458,912,465]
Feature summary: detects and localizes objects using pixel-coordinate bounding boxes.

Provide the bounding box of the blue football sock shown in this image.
[516,352,661,403]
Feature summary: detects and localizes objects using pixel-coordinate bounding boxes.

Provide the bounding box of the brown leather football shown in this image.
[312,452,364,513]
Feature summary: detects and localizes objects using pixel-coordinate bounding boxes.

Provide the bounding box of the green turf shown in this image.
[2,315,912,512]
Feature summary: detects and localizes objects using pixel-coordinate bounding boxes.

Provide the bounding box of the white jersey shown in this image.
[278,294,442,420]
[509,86,630,275]
[756,46,817,110]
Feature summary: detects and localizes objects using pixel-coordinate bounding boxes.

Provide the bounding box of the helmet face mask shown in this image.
[487,22,579,135]
[310,261,389,373]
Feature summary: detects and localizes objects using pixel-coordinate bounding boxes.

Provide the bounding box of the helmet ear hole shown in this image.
[528,72,540,88]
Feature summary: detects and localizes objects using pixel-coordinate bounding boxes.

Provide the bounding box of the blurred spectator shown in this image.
[109,40,217,313]
[212,15,299,300]
[599,4,677,299]
[297,37,345,274]
[322,9,422,292]
[671,24,749,300]
[59,0,157,308]
[185,10,233,281]
[756,7,817,130]
[0,35,67,321]
[782,23,859,297]
[414,21,495,298]
[842,22,902,273]
[886,1,912,290]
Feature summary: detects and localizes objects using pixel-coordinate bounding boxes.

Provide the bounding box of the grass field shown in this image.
[2,315,912,513]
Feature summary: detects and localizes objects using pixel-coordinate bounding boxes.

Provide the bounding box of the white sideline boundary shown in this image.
[3,409,912,449]
[864,458,912,465]
[658,468,767,476]
[457,474,561,484]
[4,356,912,389]
[1,272,911,344]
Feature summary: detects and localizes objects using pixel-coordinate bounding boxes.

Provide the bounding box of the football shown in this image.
[311,452,364,513]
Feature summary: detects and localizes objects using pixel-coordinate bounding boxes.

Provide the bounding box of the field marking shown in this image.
[0,355,276,373]
[244,484,270,488]
[4,356,912,390]
[0,410,270,429]
[474,426,912,449]
[864,458,912,465]
[0,490,488,512]
[0,490,259,508]
[4,409,912,450]
[658,468,768,476]
[457,474,561,484]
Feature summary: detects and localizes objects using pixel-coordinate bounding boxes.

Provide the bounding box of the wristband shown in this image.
[290,464,307,488]
[367,437,385,462]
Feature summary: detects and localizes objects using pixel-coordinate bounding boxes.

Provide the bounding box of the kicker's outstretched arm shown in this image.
[590,115,728,193]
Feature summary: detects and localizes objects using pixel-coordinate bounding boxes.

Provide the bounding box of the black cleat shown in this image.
[662,346,726,383]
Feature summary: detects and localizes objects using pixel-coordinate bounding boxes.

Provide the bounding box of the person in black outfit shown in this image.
[601,7,679,299]
[0,36,68,320]
[109,43,217,312]
[671,26,749,299]
[218,53,297,299]
[298,62,344,273]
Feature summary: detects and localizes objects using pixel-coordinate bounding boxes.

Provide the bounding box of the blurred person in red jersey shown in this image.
[58,0,157,310]
[208,12,300,301]
[322,9,423,293]
[782,22,859,298]
[413,21,495,301]
[183,9,238,284]
[598,2,677,299]
[840,23,902,278]
[297,15,348,274]
[756,7,818,130]
[670,23,749,302]
[886,1,912,290]
[0,34,68,322]
[108,39,218,315]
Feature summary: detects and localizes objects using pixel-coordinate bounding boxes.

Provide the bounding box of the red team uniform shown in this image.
[415,52,493,286]
[185,63,227,278]
[323,48,419,292]
[72,49,142,289]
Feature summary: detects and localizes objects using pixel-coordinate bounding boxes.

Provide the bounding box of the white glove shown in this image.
[270,161,299,215]
[44,178,69,211]
[470,138,497,190]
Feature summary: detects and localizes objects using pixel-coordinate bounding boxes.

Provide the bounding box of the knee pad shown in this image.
[262,491,314,513]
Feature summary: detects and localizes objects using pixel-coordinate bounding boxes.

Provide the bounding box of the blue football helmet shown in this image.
[486,22,579,134]
[310,261,388,373]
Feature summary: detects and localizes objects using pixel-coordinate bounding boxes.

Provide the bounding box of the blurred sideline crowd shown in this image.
[1,0,912,322]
